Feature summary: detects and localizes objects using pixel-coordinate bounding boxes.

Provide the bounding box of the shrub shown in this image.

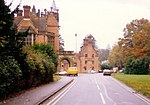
[31,44,58,71]
[0,56,22,96]
[23,46,55,86]
[101,64,112,70]
[125,56,149,74]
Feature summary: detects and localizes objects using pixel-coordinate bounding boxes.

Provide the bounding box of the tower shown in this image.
[47,0,60,52]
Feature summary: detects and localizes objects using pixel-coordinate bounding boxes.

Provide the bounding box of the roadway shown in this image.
[44,73,150,105]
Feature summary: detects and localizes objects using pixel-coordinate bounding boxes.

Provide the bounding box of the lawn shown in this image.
[112,73,150,98]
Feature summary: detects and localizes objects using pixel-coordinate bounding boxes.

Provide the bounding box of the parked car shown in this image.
[55,71,67,76]
[88,70,96,74]
[67,67,78,76]
[98,69,103,73]
[103,69,113,76]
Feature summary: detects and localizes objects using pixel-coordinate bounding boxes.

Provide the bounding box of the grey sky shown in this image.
[6,0,150,51]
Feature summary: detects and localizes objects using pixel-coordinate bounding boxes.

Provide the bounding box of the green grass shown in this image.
[112,73,150,98]
[53,75,61,82]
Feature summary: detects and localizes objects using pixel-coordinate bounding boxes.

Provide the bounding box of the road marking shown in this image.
[101,82,116,104]
[97,84,100,90]
[100,92,106,104]
[46,79,76,105]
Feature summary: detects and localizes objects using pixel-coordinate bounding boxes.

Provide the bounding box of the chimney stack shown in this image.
[23,5,31,18]
[17,10,23,16]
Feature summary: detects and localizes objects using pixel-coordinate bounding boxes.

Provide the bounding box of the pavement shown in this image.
[0,76,74,105]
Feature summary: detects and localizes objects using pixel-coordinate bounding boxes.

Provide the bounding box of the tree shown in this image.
[0,0,29,97]
[118,18,150,58]
[31,44,58,70]
[108,44,125,69]
[125,56,149,74]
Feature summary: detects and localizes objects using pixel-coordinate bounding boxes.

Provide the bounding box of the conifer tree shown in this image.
[0,1,29,96]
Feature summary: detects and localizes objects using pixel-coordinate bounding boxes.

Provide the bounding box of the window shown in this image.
[92,61,94,64]
[85,54,88,57]
[84,66,87,71]
[85,61,87,64]
[47,35,54,46]
[24,35,32,45]
[92,54,94,58]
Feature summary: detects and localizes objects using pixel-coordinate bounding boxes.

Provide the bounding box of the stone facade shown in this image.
[14,2,59,52]
[75,35,100,72]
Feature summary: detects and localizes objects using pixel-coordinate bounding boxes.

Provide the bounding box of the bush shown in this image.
[23,46,55,86]
[0,56,22,96]
[101,64,112,70]
[125,56,149,74]
[31,44,58,70]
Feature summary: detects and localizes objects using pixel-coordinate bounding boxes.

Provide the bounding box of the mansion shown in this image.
[14,1,59,52]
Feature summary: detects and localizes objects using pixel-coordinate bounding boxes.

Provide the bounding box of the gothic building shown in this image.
[75,35,100,72]
[14,0,60,52]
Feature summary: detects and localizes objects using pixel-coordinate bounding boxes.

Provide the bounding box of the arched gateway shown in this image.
[58,51,76,72]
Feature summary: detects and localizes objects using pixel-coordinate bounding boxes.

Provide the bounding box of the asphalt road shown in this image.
[50,73,150,105]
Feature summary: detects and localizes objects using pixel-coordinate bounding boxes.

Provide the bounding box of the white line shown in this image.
[100,92,106,104]
[46,79,76,105]
[97,84,100,90]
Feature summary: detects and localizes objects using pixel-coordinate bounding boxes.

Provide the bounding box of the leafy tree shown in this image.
[23,46,55,86]
[109,18,150,73]
[125,56,149,74]
[101,64,112,70]
[108,44,125,69]
[118,18,150,58]
[31,44,58,71]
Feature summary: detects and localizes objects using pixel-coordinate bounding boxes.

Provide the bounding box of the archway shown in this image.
[60,59,70,71]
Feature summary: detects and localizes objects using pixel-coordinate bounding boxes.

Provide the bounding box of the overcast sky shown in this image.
[6,0,150,52]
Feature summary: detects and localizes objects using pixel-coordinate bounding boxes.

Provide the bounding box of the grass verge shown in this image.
[112,73,150,98]
[53,75,61,82]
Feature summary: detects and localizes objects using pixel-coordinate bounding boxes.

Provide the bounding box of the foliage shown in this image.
[109,18,150,74]
[101,64,112,70]
[31,44,58,71]
[0,0,29,97]
[118,18,150,58]
[0,56,22,96]
[108,44,125,68]
[125,56,150,74]
[23,46,55,86]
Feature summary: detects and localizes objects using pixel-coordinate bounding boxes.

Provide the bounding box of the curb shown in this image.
[112,77,150,105]
[37,78,74,105]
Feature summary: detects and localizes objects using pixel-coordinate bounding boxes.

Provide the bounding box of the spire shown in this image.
[32,5,36,14]
[51,0,58,12]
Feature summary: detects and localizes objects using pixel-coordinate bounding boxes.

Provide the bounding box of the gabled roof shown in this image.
[31,17,47,33]
[14,16,48,34]
[17,18,38,34]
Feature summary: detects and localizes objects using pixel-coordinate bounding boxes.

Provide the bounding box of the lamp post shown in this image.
[75,33,77,53]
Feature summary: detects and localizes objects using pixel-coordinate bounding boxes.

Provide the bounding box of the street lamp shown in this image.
[75,33,77,53]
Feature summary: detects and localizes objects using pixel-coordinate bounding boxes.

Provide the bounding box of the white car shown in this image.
[103,69,113,76]
[57,71,67,76]
[88,70,96,74]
